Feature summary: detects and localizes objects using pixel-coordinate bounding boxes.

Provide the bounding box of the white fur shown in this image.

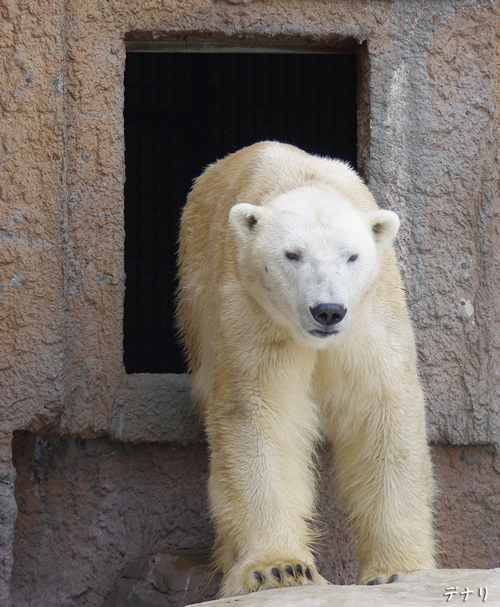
[229,186,399,349]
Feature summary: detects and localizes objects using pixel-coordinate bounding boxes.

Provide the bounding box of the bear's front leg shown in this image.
[206,377,328,597]
[323,360,436,586]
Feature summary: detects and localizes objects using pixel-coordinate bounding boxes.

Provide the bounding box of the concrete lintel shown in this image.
[112,373,204,443]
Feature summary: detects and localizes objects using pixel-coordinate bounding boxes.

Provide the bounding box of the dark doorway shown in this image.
[124,50,358,374]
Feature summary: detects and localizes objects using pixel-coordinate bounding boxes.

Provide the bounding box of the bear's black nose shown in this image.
[310,303,347,326]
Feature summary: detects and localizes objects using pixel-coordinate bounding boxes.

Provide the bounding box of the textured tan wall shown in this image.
[1,0,498,450]
[364,4,500,447]
[0,0,66,601]
[1,0,500,605]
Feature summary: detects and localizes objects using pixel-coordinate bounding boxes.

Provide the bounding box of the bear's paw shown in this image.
[365,572,403,585]
[223,561,329,596]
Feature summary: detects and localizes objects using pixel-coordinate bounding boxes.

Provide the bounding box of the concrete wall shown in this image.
[1,0,500,605]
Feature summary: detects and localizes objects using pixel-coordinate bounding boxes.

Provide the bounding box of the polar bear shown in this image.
[176,142,435,597]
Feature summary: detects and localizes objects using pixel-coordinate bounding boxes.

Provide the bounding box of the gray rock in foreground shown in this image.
[188,569,500,607]
[104,550,221,607]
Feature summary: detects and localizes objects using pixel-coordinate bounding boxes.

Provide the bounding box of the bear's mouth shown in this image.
[309,329,339,338]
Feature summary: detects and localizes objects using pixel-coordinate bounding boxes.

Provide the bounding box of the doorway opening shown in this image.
[124,47,358,374]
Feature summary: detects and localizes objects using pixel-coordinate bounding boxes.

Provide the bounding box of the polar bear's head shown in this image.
[229,186,400,349]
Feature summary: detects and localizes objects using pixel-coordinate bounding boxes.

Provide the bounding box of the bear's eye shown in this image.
[348,254,358,263]
[285,251,301,261]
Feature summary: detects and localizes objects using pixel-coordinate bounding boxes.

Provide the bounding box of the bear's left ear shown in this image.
[369,209,400,247]
[229,203,263,241]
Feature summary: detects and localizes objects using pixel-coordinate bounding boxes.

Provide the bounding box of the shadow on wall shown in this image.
[10,436,500,607]
[10,435,359,606]
[11,432,212,607]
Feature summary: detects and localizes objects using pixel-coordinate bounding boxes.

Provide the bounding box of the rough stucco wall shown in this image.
[0,0,498,462]
[1,0,500,605]
[0,0,66,434]
[0,0,66,601]
[365,2,500,446]
[2,0,497,451]
[51,0,500,445]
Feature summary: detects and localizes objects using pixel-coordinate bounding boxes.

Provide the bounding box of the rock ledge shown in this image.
[188,569,499,607]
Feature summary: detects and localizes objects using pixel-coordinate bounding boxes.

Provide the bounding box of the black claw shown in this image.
[305,567,313,581]
[285,565,296,579]
[254,571,265,585]
[296,564,304,577]
[389,574,399,584]
[368,578,381,586]
[271,567,282,582]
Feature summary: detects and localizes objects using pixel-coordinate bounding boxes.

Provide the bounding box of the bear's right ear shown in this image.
[369,209,400,248]
[229,203,263,240]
